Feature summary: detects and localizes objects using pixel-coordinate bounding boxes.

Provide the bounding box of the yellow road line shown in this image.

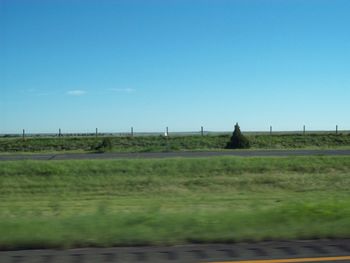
[208,255,350,263]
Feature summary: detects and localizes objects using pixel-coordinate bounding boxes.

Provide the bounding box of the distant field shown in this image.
[1,133,350,153]
[0,156,349,249]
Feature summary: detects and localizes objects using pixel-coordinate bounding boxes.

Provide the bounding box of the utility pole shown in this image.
[131,127,134,137]
[201,126,204,136]
[22,129,25,141]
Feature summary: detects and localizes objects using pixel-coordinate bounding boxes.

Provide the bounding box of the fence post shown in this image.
[201,126,204,136]
[165,127,169,150]
[131,127,134,137]
[22,129,25,141]
[336,125,338,135]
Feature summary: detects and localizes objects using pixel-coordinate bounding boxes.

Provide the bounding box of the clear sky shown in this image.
[1,0,349,134]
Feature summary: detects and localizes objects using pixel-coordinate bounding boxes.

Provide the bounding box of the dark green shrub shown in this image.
[95,138,113,152]
[226,123,250,149]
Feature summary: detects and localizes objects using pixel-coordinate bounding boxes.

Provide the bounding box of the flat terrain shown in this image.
[1,133,350,154]
[0,156,349,250]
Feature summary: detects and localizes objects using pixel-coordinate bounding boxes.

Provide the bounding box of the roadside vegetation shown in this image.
[226,123,250,149]
[0,156,350,249]
[0,133,350,153]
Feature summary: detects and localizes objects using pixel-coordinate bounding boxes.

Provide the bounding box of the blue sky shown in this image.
[1,0,350,133]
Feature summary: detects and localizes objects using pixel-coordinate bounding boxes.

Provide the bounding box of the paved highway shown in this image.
[0,149,350,161]
[0,239,349,263]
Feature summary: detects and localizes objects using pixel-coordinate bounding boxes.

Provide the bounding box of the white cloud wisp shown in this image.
[66,90,86,96]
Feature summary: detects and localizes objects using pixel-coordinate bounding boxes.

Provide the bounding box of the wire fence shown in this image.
[0,125,348,139]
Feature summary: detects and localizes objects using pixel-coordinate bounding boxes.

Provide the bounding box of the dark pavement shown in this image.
[0,149,350,161]
[0,239,349,263]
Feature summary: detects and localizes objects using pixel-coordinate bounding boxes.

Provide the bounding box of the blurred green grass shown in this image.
[0,156,350,249]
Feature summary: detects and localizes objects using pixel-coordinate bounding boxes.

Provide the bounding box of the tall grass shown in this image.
[0,156,350,249]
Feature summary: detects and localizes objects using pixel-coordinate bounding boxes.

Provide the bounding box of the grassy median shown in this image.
[1,133,350,153]
[0,156,350,249]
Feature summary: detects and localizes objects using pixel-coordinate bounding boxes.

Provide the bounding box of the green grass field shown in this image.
[1,133,350,153]
[0,156,349,249]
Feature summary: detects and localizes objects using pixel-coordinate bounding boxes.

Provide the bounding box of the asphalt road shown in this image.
[0,239,349,263]
[0,149,350,161]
